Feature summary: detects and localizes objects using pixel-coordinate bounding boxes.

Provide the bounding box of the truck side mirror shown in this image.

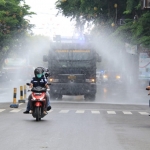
[43,55,48,62]
[97,55,101,62]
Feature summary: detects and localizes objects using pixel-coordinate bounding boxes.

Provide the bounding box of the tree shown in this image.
[56,0,150,48]
[56,0,126,33]
[115,0,150,48]
[0,0,35,67]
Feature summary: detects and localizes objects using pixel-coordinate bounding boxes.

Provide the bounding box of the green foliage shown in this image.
[56,0,126,34]
[56,0,150,48]
[0,0,35,65]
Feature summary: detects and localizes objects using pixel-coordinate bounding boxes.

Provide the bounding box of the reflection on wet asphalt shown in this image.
[0,81,149,105]
[96,83,149,104]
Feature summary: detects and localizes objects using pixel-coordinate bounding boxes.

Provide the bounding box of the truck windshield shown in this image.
[54,50,93,60]
[52,50,94,68]
[55,60,92,68]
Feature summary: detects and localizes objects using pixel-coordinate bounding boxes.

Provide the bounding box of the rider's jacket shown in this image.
[31,77,47,87]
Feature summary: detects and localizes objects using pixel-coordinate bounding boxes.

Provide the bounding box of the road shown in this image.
[0,102,150,150]
[0,81,150,150]
[0,80,149,104]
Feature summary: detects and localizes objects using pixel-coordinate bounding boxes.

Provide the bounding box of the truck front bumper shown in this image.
[50,83,96,95]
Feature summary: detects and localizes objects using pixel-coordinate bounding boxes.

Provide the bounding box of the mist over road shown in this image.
[0,80,149,105]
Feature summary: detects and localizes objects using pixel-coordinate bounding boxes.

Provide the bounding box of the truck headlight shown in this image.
[103,75,108,79]
[49,78,59,82]
[86,79,95,83]
[116,76,121,79]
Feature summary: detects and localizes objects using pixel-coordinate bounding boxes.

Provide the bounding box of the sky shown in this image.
[25,0,76,37]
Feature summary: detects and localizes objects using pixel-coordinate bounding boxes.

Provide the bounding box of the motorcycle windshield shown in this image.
[31,86,47,92]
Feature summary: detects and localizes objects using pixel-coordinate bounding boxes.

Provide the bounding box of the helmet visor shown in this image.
[36,74,42,78]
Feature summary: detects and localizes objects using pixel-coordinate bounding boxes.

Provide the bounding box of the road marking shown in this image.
[59,110,69,113]
[107,111,116,114]
[0,109,5,112]
[76,110,85,113]
[139,112,149,115]
[19,103,24,106]
[0,108,149,115]
[10,109,21,112]
[123,111,132,115]
[91,111,100,114]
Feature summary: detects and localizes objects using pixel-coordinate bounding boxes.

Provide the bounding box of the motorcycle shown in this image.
[26,83,50,121]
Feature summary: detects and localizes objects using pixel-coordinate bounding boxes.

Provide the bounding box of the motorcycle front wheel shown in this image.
[35,107,41,121]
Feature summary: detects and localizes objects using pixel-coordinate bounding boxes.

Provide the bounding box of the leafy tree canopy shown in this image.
[0,0,35,66]
[56,0,150,48]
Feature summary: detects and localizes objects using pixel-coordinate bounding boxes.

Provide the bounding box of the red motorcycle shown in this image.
[27,83,50,121]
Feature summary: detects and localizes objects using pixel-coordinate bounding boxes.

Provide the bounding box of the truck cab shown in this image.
[43,40,101,100]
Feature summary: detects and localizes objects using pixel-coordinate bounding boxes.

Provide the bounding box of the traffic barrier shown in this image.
[18,86,26,103]
[10,88,19,108]
[24,85,27,100]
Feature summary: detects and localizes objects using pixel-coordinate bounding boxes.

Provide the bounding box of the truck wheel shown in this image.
[90,94,96,101]
[84,95,90,100]
[57,94,62,100]
[50,93,57,100]
[84,94,95,101]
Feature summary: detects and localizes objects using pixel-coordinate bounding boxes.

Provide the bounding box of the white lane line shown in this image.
[139,112,149,115]
[123,111,132,115]
[19,103,24,106]
[76,110,85,113]
[59,110,69,113]
[107,111,116,114]
[10,109,21,112]
[91,111,100,114]
[0,109,5,112]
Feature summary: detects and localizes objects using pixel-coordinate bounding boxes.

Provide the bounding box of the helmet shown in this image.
[34,67,44,79]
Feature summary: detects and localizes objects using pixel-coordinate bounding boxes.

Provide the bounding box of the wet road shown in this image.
[1,81,150,150]
[0,80,149,105]
[1,102,150,150]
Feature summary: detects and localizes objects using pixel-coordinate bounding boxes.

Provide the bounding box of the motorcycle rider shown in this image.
[23,67,51,114]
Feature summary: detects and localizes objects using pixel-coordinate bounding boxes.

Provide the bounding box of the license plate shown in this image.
[68,75,76,80]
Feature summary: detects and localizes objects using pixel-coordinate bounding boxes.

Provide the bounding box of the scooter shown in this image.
[26,83,50,121]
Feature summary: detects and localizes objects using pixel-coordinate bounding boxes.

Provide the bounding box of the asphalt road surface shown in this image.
[0,102,150,150]
[0,80,150,150]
